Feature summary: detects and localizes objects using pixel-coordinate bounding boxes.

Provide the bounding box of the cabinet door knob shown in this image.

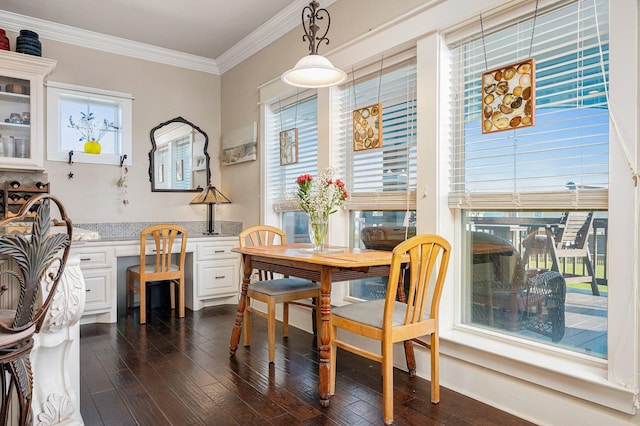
[214,250,225,253]
[80,257,92,261]
[215,275,226,279]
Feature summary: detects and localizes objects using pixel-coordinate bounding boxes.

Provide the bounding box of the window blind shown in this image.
[448,0,609,210]
[266,94,318,212]
[337,54,418,210]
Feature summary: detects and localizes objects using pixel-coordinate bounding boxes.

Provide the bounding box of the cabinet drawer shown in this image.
[197,260,239,297]
[73,247,114,269]
[197,242,237,260]
[82,268,111,310]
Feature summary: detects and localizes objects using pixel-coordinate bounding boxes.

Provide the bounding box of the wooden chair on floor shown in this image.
[239,225,320,364]
[0,194,72,425]
[126,224,187,324]
[330,234,450,425]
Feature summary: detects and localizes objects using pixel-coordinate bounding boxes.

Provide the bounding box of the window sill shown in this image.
[439,326,637,414]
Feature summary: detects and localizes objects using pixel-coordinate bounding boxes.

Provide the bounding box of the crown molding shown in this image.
[0,0,338,76]
[216,0,338,74]
[0,10,219,74]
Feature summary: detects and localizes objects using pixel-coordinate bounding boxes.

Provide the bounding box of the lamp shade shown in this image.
[190,185,231,235]
[190,185,231,205]
[281,54,347,88]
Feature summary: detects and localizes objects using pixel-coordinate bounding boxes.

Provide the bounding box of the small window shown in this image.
[46,81,132,166]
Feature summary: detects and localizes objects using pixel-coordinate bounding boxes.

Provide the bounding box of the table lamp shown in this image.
[190,184,231,235]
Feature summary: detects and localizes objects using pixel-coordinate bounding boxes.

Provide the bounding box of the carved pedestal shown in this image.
[31,254,85,425]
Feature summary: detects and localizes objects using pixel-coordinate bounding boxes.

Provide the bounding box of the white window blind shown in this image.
[266,94,318,212]
[448,0,609,210]
[337,54,417,210]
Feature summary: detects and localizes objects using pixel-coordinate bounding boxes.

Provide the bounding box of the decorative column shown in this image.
[31,253,85,425]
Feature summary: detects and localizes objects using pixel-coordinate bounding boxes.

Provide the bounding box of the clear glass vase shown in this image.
[308,216,328,251]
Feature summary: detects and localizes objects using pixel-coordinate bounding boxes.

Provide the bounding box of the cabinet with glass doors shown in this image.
[0,51,56,170]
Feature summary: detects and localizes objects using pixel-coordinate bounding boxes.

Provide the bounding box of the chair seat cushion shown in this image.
[127,263,180,274]
[332,299,430,329]
[248,278,319,296]
[0,309,36,349]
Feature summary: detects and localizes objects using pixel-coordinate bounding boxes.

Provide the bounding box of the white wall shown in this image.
[4,31,222,224]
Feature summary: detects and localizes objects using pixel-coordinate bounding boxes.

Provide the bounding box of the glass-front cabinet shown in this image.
[0,51,56,170]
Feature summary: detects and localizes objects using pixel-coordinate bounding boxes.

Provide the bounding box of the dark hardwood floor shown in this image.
[80,305,533,425]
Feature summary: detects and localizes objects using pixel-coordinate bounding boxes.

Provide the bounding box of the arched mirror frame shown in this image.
[148,116,211,192]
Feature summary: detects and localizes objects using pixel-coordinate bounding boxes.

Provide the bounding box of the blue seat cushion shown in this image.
[249,278,319,296]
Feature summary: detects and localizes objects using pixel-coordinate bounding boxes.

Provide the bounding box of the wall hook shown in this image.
[120,154,127,167]
[68,150,74,164]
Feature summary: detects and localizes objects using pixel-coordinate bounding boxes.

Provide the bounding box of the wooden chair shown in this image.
[330,234,451,425]
[126,224,187,324]
[0,194,72,425]
[239,225,320,364]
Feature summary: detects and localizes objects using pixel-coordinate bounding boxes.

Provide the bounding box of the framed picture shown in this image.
[193,154,206,171]
[176,159,184,181]
[481,58,535,134]
[222,122,257,165]
[353,103,382,151]
[279,128,299,166]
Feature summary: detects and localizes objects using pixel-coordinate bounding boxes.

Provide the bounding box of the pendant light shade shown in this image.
[282,54,346,88]
[281,1,346,88]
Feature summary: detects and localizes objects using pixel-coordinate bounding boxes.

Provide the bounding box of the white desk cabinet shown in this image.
[73,245,116,323]
[72,235,240,324]
[195,240,239,302]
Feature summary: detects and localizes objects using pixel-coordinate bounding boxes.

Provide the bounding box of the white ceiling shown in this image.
[0,0,337,72]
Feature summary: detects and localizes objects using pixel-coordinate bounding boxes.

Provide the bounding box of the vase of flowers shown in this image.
[68,111,119,154]
[296,168,348,251]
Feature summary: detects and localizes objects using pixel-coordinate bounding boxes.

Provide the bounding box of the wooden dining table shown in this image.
[229,243,412,407]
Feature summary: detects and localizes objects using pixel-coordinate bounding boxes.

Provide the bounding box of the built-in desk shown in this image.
[72,234,240,324]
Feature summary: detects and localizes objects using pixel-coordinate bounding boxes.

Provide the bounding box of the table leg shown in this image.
[230,254,252,355]
[318,265,332,407]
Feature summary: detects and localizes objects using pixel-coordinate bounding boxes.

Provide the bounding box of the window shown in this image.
[448,0,609,356]
[46,81,132,166]
[337,53,418,299]
[265,93,318,242]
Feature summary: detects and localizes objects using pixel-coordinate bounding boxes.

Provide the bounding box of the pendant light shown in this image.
[281,1,346,88]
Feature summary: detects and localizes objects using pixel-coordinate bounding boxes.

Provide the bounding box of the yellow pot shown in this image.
[84,140,102,154]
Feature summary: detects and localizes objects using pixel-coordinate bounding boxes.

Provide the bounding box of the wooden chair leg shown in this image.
[178,278,185,318]
[170,280,176,310]
[139,279,146,324]
[382,338,394,425]
[267,299,276,364]
[283,302,289,338]
[244,297,251,347]
[430,332,440,404]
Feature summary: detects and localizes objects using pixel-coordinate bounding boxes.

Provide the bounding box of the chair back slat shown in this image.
[140,224,187,276]
[239,225,287,281]
[385,235,450,328]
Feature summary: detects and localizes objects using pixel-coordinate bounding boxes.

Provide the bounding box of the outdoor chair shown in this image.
[522,211,598,295]
[471,231,566,342]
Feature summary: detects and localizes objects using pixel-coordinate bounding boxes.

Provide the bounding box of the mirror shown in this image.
[149,116,210,192]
